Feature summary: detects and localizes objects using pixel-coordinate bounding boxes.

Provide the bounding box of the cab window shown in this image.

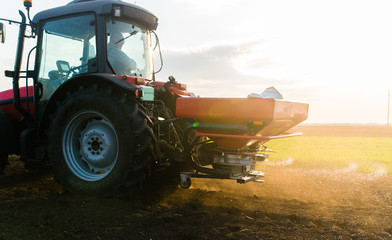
[38,14,97,101]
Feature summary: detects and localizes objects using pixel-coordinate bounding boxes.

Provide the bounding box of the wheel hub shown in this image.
[62,110,119,182]
[79,119,117,172]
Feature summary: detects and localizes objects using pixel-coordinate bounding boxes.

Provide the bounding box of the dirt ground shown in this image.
[1,126,392,240]
[1,158,392,239]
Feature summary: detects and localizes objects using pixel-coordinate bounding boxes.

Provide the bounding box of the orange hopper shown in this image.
[176,97,309,148]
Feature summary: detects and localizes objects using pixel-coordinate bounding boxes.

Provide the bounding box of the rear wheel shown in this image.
[48,84,155,196]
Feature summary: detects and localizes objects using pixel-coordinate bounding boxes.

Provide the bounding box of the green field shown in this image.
[265,136,392,175]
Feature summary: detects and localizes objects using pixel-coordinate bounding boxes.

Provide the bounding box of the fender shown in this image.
[37,73,139,137]
[0,109,17,154]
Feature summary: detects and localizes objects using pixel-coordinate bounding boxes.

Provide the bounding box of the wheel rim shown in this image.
[63,111,119,181]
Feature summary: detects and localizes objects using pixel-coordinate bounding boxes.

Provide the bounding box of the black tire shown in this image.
[0,153,9,174]
[179,174,191,189]
[48,84,155,197]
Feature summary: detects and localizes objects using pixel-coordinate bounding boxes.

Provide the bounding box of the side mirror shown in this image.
[0,23,5,43]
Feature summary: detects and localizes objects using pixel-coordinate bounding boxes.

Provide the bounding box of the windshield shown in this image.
[107,19,153,80]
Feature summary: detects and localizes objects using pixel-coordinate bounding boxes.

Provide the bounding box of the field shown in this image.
[1,125,392,239]
[267,125,392,174]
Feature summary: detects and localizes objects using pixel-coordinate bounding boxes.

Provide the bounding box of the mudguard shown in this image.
[37,73,139,137]
[0,110,17,154]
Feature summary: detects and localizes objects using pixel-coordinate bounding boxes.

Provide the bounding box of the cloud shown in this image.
[157,41,300,97]
[168,0,242,14]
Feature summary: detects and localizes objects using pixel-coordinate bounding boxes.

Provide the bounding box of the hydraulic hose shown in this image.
[182,126,231,178]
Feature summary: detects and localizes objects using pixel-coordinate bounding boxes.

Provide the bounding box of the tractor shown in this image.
[0,0,308,196]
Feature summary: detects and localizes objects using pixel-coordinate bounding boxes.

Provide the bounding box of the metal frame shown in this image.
[195,131,303,140]
[179,123,303,188]
[179,125,269,188]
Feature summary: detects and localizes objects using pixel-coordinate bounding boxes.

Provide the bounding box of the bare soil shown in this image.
[1,126,392,239]
[1,158,392,239]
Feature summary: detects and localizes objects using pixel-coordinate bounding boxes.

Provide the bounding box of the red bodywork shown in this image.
[0,86,35,121]
[0,76,191,123]
[176,97,309,148]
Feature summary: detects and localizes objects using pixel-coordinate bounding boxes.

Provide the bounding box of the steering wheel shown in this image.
[65,63,89,80]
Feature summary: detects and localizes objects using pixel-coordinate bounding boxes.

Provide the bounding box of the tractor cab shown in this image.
[0,0,158,121]
[31,0,158,112]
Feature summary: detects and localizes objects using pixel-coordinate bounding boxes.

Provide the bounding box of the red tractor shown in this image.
[0,0,308,196]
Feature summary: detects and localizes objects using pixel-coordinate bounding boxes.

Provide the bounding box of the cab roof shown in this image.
[32,0,158,30]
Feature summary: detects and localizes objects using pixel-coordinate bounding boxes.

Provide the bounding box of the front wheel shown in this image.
[48,84,155,196]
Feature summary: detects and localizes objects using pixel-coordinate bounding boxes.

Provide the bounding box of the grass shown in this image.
[264,136,392,175]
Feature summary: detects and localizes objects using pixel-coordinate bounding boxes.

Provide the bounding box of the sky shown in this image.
[1,0,392,124]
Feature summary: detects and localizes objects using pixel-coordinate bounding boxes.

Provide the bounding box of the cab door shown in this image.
[35,14,97,114]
